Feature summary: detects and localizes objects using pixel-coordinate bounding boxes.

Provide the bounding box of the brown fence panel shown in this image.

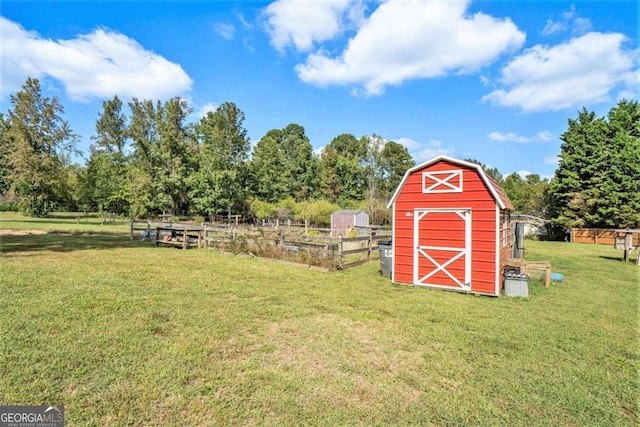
[572,228,640,246]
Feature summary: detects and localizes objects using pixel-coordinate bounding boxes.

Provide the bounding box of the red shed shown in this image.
[387,156,514,296]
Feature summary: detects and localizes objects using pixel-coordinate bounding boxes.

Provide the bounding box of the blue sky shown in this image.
[1,0,637,179]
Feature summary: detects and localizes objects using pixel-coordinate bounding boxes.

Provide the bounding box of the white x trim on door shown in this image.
[414,209,471,290]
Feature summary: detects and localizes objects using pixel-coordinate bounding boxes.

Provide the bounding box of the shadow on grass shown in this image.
[598,255,628,263]
[0,232,152,254]
[0,219,126,226]
[0,218,105,226]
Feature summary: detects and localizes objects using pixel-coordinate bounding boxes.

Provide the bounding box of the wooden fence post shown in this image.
[130,219,134,240]
[202,225,207,248]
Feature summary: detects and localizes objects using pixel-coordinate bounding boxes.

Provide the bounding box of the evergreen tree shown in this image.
[599,100,640,228]
[549,100,640,228]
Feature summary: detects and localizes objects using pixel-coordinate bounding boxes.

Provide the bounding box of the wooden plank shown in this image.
[156,240,184,247]
[341,248,370,256]
[282,240,330,249]
[340,236,371,242]
[521,261,551,288]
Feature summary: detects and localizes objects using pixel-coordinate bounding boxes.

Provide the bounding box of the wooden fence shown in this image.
[130,220,168,240]
[201,224,391,269]
[571,228,640,246]
[130,220,391,269]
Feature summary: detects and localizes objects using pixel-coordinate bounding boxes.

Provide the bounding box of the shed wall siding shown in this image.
[392,160,499,294]
[332,216,354,234]
[354,212,369,227]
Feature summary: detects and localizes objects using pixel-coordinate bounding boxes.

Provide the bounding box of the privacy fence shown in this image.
[571,228,640,246]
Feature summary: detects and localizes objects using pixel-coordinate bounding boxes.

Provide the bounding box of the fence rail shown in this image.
[131,219,391,269]
[571,228,640,246]
[201,224,391,269]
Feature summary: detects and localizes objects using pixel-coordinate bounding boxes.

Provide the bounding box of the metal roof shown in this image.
[332,210,367,216]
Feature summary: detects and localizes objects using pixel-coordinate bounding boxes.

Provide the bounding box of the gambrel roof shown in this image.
[387,155,514,210]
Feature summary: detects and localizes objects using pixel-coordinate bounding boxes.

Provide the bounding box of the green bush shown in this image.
[0,202,20,212]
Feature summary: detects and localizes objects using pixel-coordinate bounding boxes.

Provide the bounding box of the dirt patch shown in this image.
[0,229,48,236]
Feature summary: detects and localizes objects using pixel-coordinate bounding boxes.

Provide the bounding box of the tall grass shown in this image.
[0,214,638,425]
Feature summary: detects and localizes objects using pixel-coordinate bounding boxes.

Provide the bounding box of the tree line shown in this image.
[0,78,414,224]
[0,78,638,229]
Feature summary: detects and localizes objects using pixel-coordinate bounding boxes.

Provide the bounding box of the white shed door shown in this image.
[413,209,471,290]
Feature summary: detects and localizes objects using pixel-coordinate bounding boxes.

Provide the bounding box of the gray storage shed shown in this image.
[331,210,369,236]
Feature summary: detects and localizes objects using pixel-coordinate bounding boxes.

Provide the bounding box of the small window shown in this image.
[502,211,509,247]
[422,170,463,193]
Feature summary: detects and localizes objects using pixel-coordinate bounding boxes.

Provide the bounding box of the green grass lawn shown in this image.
[1,213,638,425]
[0,211,132,234]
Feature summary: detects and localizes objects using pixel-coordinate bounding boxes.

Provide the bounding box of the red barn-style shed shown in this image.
[387,156,514,296]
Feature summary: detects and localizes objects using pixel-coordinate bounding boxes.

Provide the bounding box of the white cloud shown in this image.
[395,138,454,163]
[482,32,637,112]
[214,22,235,40]
[541,4,592,37]
[394,137,422,151]
[488,130,554,143]
[194,102,218,120]
[238,13,253,31]
[516,170,534,179]
[292,0,525,95]
[544,155,560,165]
[263,0,366,53]
[0,17,193,102]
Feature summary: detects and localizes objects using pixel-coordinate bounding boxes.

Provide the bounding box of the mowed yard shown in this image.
[0,213,638,426]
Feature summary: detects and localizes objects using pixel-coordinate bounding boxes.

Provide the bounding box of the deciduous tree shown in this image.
[502,173,549,217]
[190,102,250,217]
[153,97,195,216]
[3,78,78,216]
[320,134,367,202]
[81,96,130,215]
[251,123,320,202]
[379,140,414,196]
[0,113,10,198]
